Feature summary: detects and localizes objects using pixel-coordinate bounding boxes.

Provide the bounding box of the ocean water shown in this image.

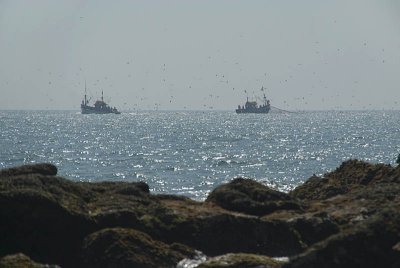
[1,110,399,200]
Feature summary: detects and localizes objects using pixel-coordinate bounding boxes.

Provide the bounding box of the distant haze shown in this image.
[1,0,399,111]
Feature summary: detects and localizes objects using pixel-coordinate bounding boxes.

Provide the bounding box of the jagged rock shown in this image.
[206,178,302,216]
[81,227,192,268]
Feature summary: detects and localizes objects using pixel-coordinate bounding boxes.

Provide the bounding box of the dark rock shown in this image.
[0,174,95,267]
[176,213,305,257]
[84,181,150,196]
[0,163,57,177]
[284,208,400,268]
[290,159,397,201]
[81,227,191,268]
[0,164,195,267]
[1,160,400,267]
[0,253,59,268]
[206,178,303,216]
[154,194,305,257]
[107,181,150,195]
[196,253,284,268]
[393,242,400,252]
[286,214,339,248]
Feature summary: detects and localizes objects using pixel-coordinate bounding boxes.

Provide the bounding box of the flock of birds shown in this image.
[4,39,394,111]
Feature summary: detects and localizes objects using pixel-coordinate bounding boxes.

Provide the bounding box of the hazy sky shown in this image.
[1,0,399,111]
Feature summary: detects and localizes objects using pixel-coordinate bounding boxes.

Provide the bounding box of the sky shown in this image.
[0,0,399,111]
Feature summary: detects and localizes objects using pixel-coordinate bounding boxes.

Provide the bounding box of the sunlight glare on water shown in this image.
[1,110,399,200]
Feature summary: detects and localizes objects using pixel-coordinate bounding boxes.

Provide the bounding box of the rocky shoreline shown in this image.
[1,160,399,267]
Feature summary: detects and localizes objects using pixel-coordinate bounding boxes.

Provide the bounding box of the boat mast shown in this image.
[261,86,267,106]
[84,80,87,105]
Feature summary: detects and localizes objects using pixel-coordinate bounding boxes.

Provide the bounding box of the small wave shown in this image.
[214,159,241,167]
[216,160,229,166]
[133,164,143,168]
[177,250,207,268]
[133,173,147,180]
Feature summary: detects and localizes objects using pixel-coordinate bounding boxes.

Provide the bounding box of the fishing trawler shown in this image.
[236,87,271,114]
[81,85,121,114]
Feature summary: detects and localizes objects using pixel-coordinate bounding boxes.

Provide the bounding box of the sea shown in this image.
[1,110,399,200]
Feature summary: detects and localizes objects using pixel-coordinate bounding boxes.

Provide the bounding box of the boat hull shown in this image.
[236,91,271,114]
[235,106,270,114]
[81,105,121,114]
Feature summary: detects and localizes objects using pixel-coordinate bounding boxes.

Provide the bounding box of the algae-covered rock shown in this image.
[81,227,191,268]
[206,178,302,216]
